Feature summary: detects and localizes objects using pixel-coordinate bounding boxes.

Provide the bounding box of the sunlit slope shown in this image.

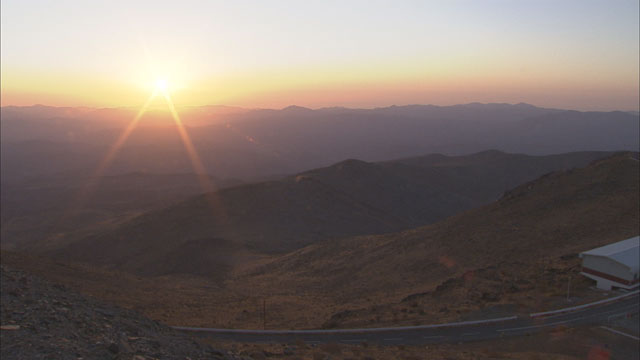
[246,152,639,299]
[59,150,612,276]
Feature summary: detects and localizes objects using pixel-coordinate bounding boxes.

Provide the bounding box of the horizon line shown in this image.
[2,102,639,113]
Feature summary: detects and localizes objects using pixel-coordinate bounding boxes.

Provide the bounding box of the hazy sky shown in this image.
[1,0,638,110]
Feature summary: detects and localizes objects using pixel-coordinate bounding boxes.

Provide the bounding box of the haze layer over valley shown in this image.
[2,103,638,183]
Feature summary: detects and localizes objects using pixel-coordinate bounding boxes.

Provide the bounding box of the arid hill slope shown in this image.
[1,154,637,331]
[59,151,611,276]
[242,152,639,301]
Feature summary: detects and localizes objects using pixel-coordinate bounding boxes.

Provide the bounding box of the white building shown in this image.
[579,236,639,291]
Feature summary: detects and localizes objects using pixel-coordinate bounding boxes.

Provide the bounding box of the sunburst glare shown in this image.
[62,80,227,223]
[155,78,169,93]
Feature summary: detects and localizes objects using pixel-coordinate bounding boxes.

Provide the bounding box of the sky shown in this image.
[1,0,639,110]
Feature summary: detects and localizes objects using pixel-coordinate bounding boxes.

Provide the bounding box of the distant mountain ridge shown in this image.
[2,103,637,182]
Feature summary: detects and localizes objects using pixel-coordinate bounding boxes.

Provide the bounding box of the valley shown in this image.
[2,152,637,332]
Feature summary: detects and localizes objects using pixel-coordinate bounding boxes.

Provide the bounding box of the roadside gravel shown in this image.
[1,265,244,360]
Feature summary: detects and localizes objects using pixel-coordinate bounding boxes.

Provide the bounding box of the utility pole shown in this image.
[262,298,266,330]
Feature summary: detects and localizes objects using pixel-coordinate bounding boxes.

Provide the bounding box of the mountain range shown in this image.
[2,152,637,331]
[246,152,640,299]
[1,102,638,331]
[54,150,614,277]
[2,103,638,183]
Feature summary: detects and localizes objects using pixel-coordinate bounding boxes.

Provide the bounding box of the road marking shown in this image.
[500,304,640,333]
[340,339,365,343]
[539,305,639,323]
[599,306,640,319]
[383,338,403,341]
[607,312,636,323]
[598,306,640,319]
[530,291,639,318]
[498,319,573,332]
[534,300,639,320]
[609,304,640,312]
[600,326,640,341]
[500,313,603,331]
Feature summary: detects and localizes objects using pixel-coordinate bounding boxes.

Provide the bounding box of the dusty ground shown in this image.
[0,265,237,360]
[0,250,617,331]
[3,257,637,359]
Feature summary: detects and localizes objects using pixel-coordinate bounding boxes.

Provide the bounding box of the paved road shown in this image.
[176,295,639,345]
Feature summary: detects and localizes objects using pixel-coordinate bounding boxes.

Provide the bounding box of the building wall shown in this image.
[579,273,628,291]
[582,255,633,282]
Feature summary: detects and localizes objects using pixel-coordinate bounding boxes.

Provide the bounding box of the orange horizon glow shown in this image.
[2,87,638,113]
[60,84,228,223]
[2,63,638,111]
[1,1,638,111]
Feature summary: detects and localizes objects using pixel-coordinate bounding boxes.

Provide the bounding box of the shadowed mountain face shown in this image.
[56,150,613,276]
[1,103,638,183]
[0,173,242,251]
[244,152,639,299]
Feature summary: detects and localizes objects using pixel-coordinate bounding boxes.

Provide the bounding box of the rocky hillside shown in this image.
[59,150,611,277]
[1,154,637,331]
[0,265,240,360]
[243,152,640,303]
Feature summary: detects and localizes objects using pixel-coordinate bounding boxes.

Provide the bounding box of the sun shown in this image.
[155,78,169,93]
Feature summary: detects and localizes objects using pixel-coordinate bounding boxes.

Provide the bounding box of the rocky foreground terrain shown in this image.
[0,265,241,360]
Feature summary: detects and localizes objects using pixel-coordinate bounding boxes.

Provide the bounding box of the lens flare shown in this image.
[60,81,227,227]
[61,89,158,219]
